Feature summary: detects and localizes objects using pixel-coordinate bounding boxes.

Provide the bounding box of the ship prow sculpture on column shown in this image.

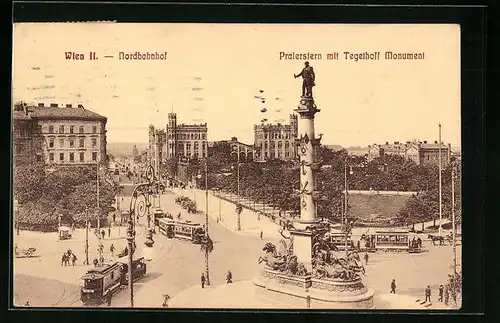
[253,62,375,309]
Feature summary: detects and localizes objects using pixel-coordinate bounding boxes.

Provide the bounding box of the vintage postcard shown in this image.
[12,23,462,309]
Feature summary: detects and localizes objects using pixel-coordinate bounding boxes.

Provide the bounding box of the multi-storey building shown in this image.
[13,103,43,165]
[13,102,107,165]
[148,113,208,168]
[367,140,452,166]
[253,114,298,162]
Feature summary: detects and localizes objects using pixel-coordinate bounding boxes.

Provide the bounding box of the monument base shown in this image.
[254,269,375,309]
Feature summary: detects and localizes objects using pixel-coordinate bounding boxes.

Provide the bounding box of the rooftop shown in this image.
[16,103,106,121]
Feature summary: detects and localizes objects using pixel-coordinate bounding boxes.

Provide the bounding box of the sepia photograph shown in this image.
[11,23,462,310]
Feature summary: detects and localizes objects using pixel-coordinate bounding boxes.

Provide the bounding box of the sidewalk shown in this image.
[170,188,283,240]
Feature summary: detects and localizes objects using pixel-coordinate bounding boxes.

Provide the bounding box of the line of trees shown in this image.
[13,163,119,232]
[189,143,461,226]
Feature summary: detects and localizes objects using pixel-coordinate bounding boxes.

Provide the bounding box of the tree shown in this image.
[132,145,139,157]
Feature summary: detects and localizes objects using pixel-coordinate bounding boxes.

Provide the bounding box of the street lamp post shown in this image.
[344,160,353,253]
[85,208,89,265]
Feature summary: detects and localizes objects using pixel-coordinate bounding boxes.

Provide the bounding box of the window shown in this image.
[36,155,42,161]
[49,138,54,148]
[79,138,85,148]
[202,133,206,140]
[49,125,54,134]
[80,152,85,162]
[264,133,268,139]
[70,125,74,134]
[91,138,97,147]
[59,139,64,147]
[59,125,64,133]
[92,126,97,134]
[70,153,75,162]
[49,153,54,161]
[92,152,97,161]
[79,126,84,134]
[69,139,75,148]
[60,153,64,161]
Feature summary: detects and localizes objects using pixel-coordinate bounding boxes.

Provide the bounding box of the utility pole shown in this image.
[438,123,443,236]
[205,161,210,285]
[85,208,89,265]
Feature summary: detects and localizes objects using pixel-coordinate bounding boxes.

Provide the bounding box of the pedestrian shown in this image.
[364,252,369,265]
[260,230,263,240]
[61,253,67,266]
[93,258,99,267]
[390,279,396,294]
[226,270,233,284]
[106,292,112,306]
[444,285,450,305]
[110,244,116,257]
[438,285,444,302]
[72,254,77,266]
[357,240,361,250]
[101,229,106,240]
[425,285,432,303]
[25,301,29,307]
[108,227,111,238]
[201,273,206,288]
[100,254,105,265]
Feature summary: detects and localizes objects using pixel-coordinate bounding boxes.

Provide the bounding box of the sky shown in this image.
[12,23,461,147]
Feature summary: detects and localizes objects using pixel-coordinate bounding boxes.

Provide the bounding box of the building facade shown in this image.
[13,103,43,165]
[148,113,208,168]
[367,140,452,166]
[253,114,298,162]
[13,102,107,165]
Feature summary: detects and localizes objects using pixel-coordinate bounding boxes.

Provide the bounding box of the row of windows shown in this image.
[260,141,291,149]
[168,133,207,140]
[49,151,99,162]
[48,124,98,134]
[48,137,98,148]
[263,132,293,140]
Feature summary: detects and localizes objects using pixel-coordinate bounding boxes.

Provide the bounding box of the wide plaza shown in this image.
[13,187,461,309]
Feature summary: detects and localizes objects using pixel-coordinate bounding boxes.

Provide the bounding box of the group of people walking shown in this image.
[387,279,456,307]
[61,249,77,266]
[200,270,233,288]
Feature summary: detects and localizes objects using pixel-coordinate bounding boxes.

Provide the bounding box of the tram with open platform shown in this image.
[361,230,422,253]
[158,218,205,244]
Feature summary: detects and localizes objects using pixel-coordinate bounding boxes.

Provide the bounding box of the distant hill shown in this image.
[107,142,148,158]
[325,144,368,156]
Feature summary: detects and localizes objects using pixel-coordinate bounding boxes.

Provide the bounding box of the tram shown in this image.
[158,218,205,244]
[80,257,147,305]
[80,262,124,305]
[325,232,356,251]
[117,256,147,284]
[361,230,422,253]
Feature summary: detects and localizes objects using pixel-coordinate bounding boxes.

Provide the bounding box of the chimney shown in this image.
[50,103,58,107]
[66,104,72,108]
[423,140,427,144]
[38,103,44,107]
[24,105,29,116]
[78,104,83,108]
[385,141,389,145]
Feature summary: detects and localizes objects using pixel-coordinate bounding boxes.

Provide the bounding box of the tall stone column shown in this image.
[291,96,321,273]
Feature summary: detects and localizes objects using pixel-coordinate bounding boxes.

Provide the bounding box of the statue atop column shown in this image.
[294,61,315,98]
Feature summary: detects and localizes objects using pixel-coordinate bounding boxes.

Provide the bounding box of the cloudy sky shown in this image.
[12,23,460,147]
